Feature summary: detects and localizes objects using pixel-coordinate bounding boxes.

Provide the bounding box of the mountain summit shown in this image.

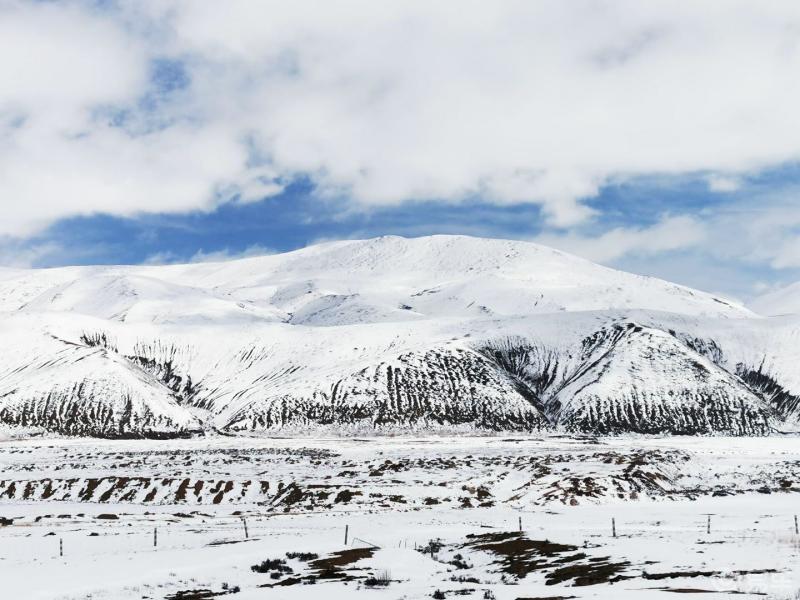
[0,235,751,325]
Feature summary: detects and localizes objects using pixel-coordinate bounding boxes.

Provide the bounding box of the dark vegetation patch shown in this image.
[430,590,477,598]
[286,551,318,561]
[450,575,480,584]
[163,586,238,600]
[417,538,445,556]
[251,558,293,575]
[363,570,392,587]
[164,591,222,600]
[736,361,800,420]
[448,553,472,570]
[334,489,361,503]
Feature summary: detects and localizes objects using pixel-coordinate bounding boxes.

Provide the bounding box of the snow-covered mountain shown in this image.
[0,235,797,438]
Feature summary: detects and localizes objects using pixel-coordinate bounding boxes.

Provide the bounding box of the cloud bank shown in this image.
[3,0,800,237]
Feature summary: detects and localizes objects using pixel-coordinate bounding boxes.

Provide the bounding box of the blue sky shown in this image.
[2,1,800,303]
[13,168,798,302]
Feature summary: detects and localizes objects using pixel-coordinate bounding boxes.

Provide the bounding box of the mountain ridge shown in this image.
[0,235,795,438]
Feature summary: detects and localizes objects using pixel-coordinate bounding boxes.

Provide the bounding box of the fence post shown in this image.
[795,515,798,535]
[707,515,711,535]
[59,537,63,557]
[242,517,249,539]
[518,516,522,532]
[154,527,158,548]
[344,524,349,545]
[612,518,616,538]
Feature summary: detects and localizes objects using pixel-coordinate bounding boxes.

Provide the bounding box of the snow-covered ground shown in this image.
[3,235,800,597]
[2,436,800,599]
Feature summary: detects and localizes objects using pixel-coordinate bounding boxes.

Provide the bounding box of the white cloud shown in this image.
[0,239,62,269]
[697,195,800,270]
[706,174,742,193]
[535,215,706,263]
[5,1,800,234]
[188,244,274,263]
[144,244,274,265]
[0,2,146,113]
[769,237,800,269]
[530,198,800,300]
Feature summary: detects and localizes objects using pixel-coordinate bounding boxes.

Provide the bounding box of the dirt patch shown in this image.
[464,532,630,586]
[334,489,361,503]
[642,568,778,580]
[78,478,102,501]
[547,559,631,586]
[210,481,234,504]
[164,589,236,600]
[175,478,192,502]
[256,546,377,587]
[309,547,375,580]
[263,576,302,587]
[466,532,576,578]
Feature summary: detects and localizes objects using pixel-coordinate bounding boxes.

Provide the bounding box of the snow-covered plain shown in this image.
[3,235,800,599]
[2,436,800,599]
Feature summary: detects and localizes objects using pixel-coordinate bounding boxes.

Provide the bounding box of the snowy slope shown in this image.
[0,318,201,437]
[0,235,752,323]
[0,235,797,438]
[550,323,771,435]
